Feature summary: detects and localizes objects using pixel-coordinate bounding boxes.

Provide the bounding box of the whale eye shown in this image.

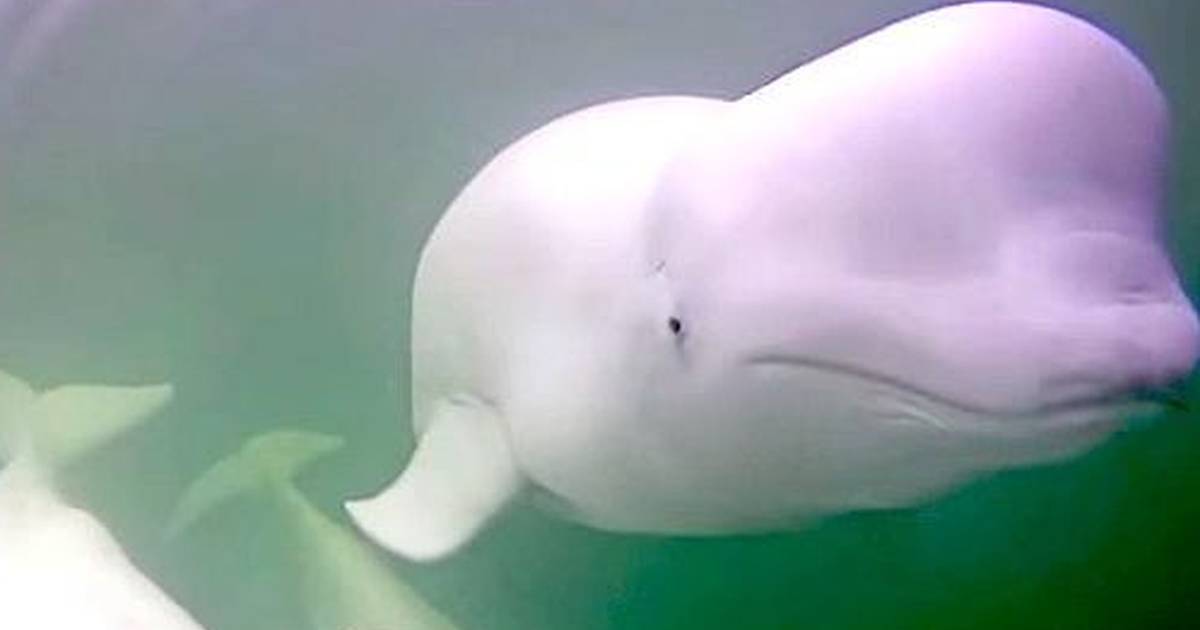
[667,317,683,336]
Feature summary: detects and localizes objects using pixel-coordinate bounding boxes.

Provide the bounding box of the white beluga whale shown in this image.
[346,2,1200,561]
[167,430,459,630]
[0,369,205,629]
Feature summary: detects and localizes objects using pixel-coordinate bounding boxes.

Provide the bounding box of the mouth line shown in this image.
[744,353,1155,420]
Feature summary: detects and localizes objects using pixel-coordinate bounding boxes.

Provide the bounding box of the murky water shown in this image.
[1,1,1197,628]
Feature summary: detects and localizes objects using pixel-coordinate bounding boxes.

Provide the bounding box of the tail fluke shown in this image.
[166,430,345,539]
[0,370,37,459]
[0,369,172,468]
[32,383,173,467]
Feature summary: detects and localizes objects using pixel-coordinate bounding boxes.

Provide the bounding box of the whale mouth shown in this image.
[743,353,1171,421]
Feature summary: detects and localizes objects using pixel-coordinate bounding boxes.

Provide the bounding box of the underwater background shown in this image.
[0,1,1197,628]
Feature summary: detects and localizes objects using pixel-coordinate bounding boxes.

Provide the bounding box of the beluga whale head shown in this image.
[346,2,1200,561]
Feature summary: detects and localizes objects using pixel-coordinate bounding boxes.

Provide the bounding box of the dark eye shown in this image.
[667,317,683,336]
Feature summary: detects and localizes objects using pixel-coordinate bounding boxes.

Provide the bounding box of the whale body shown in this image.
[347,2,1200,561]
[0,370,205,629]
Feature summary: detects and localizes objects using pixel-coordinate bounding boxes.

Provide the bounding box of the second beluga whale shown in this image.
[347,2,1200,561]
[0,369,205,629]
[167,431,459,630]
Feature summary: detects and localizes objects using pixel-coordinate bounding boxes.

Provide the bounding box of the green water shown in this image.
[1,1,1198,628]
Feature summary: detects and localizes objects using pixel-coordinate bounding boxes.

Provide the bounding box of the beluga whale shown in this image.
[347,2,1200,561]
[0,369,205,629]
[167,430,460,630]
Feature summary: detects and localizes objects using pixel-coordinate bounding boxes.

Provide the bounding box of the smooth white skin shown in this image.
[348,2,1200,561]
[0,462,206,630]
[0,373,205,630]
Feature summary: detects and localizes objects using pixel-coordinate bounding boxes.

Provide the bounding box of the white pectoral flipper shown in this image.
[346,398,522,562]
